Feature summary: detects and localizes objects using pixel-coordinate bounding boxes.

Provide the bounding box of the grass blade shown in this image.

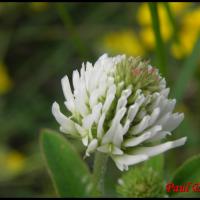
[172,35,200,101]
[148,2,167,77]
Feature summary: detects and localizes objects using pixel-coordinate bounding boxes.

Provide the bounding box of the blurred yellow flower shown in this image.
[139,24,172,50]
[137,3,152,26]
[169,2,191,15]
[102,30,145,56]
[137,3,191,26]
[181,8,200,30]
[30,2,48,12]
[171,29,198,59]
[137,2,199,59]
[139,27,155,50]
[137,3,172,50]
[0,63,13,95]
[171,7,200,59]
[5,151,25,173]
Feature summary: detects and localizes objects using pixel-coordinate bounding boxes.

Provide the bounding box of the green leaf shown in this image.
[144,154,164,174]
[40,129,93,197]
[170,154,200,197]
[172,154,200,184]
[172,35,200,101]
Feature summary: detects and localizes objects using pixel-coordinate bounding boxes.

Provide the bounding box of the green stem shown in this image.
[148,2,167,77]
[93,152,108,196]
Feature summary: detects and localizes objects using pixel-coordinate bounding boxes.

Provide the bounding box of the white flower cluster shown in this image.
[52,54,187,171]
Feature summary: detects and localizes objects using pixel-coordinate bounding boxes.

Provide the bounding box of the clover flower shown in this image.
[52,54,187,171]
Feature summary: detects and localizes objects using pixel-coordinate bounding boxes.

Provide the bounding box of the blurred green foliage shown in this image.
[0,2,200,197]
[40,129,94,197]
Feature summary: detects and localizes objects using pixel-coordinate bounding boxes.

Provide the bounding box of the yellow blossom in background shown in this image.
[0,63,13,95]
[139,23,172,50]
[137,3,172,50]
[5,151,25,173]
[137,2,199,59]
[137,3,152,26]
[102,30,145,56]
[171,29,198,59]
[29,2,49,12]
[181,8,200,30]
[137,2,191,27]
[169,2,191,15]
[139,26,155,50]
[171,7,200,59]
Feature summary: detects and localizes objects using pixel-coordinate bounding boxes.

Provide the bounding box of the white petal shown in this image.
[124,126,162,147]
[130,115,151,135]
[159,78,166,89]
[135,93,145,107]
[137,109,147,120]
[156,112,170,126]
[72,70,80,91]
[85,139,98,157]
[112,154,149,171]
[102,85,116,113]
[52,102,77,134]
[97,144,123,155]
[97,113,106,139]
[93,103,102,123]
[64,100,75,114]
[148,131,171,142]
[160,99,176,117]
[116,96,127,111]
[82,136,89,146]
[82,115,94,129]
[75,124,87,137]
[122,120,131,136]
[112,146,124,155]
[148,107,160,126]
[61,75,74,102]
[97,143,111,154]
[102,107,126,145]
[82,103,102,129]
[74,84,89,117]
[113,123,124,147]
[149,93,162,110]
[89,88,101,108]
[127,103,139,122]
[160,88,170,98]
[132,137,187,157]
[85,62,93,91]
[121,87,132,98]
[157,113,184,132]
[107,76,115,86]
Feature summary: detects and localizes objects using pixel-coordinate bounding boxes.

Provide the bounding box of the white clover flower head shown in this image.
[52,54,187,171]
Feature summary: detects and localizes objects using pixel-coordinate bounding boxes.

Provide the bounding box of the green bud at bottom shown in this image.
[116,165,166,198]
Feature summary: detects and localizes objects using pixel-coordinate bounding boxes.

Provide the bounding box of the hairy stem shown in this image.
[93,152,108,196]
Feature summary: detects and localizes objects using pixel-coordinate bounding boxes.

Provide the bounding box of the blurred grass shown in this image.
[172,35,200,101]
[0,2,200,197]
[148,3,167,76]
[162,2,179,43]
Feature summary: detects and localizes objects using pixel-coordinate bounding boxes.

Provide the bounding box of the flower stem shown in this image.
[148,2,167,77]
[93,152,108,196]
